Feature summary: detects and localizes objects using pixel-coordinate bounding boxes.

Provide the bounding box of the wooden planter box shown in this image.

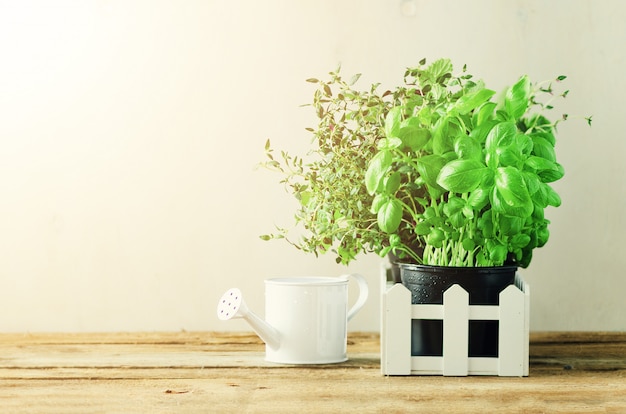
[380,264,529,376]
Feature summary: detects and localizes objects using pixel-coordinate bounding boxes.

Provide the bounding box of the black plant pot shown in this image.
[398,263,517,358]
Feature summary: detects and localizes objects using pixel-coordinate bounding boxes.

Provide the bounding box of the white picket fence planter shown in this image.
[380,264,529,376]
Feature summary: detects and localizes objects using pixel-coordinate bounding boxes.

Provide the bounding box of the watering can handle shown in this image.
[342,273,369,321]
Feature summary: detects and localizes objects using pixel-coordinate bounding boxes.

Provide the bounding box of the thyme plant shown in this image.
[260,66,422,264]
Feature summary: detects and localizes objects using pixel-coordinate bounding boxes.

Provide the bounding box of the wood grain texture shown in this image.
[1,332,625,413]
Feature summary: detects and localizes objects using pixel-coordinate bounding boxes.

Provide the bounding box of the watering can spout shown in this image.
[217,288,280,350]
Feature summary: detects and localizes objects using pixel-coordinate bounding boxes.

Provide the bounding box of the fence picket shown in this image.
[443,285,469,376]
[381,267,529,377]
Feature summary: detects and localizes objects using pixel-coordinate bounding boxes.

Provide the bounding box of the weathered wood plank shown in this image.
[0,332,624,413]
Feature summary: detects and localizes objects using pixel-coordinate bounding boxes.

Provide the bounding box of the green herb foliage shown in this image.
[260,66,424,264]
[366,58,588,267]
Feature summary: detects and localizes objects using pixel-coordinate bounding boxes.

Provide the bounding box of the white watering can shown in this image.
[217,274,368,364]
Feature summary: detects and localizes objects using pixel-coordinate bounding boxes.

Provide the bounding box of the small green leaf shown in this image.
[384,107,403,139]
[427,228,445,248]
[511,234,531,249]
[416,154,447,189]
[544,184,562,207]
[522,171,542,196]
[384,172,401,194]
[493,167,533,217]
[477,210,494,237]
[537,224,550,247]
[525,157,564,183]
[485,122,517,155]
[539,162,565,183]
[442,196,465,217]
[365,150,392,194]
[448,212,465,228]
[414,221,432,236]
[437,159,488,193]
[462,238,475,251]
[432,116,460,155]
[398,124,430,151]
[505,75,531,119]
[468,187,490,210]
[488,241,508,264]
[498,215,523,236]
[370,194,387,213]
[473,102,497,127]
[377,199,403,233]
[454,136,481,160]
[454,87,496,115]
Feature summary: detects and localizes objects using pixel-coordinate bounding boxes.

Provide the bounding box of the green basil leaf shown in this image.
[532,183,548,208]
[398,124,430,151]
[514,133,533,157]
[414,221,432,236]
[469,119,497,144]
[539,162,565,183]
[432,116,459,155]
[485,121,517,154]
[525,156,557,171]
[505,75,531,119]
[437,159,488,193]
[472,101,497,127]
[525,157,564,183]
[377,198,403,233]
[370,193,387,213]
[448,212,465,228]
[454,136,481,160]
[427,228,445,248]
[496,146,523,167]
[442,196,465,217]
[537,224,550,247]
[493,167,533,217]
[384,171,401,194]
[531,135,556,162]
[454,87,496,115]
[522,170,542,195]
[511,233,531,249]
[498,215,523,236]
[544,184,562,207]
[488,242,508,264]
[365,150,392,194]
[468,187,490,210]
[477,209,494,237]
[462,238,475,251]
[416,154,447,189]
[384,107,402,139]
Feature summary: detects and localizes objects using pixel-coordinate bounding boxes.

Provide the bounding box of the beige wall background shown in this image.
[0,0,621,332]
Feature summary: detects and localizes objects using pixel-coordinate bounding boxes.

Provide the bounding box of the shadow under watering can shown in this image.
[217,274,368,364]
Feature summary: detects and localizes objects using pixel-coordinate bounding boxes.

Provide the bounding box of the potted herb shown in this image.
[261,58,588,312]
[365,58,589,356]
[260,66,424,265]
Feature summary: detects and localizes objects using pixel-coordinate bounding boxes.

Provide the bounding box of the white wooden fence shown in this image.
[381,266,529,376]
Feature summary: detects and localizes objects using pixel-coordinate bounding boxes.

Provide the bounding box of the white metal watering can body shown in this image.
[217,274,368,364]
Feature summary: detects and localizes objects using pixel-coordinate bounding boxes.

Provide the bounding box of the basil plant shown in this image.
[366,58,581,268]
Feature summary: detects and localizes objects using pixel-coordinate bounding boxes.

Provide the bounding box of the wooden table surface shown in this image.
[1,331,625,413]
